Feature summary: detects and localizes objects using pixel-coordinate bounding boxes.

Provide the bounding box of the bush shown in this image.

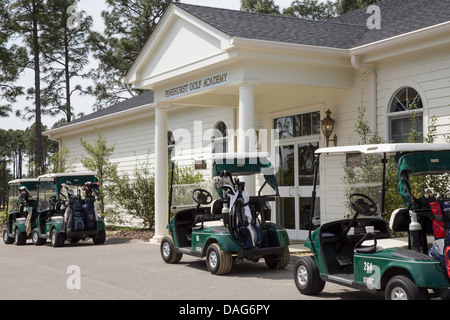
[108,159,204,229]
[0,210,6,224]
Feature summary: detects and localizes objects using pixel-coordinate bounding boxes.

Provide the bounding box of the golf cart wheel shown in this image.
[3,229,14,245]
[161,236,182,264]
[93,230,106,245]
[50,229,65,248]
[14,229,27,246]
[264,247,290,270]
[385,275,429,300]
[206,243,232,275]
[294,256,325,295]
[31,229,46,246]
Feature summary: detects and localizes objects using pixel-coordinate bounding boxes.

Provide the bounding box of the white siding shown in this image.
[59,106,234,226]
[377,50,450,142]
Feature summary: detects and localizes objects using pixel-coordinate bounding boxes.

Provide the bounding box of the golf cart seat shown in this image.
[354,232,378,254]
[354,212,410,253]
[192,199,224,230]
[390,208,410,232]
[355,235,408,254]
[354,214,409,254]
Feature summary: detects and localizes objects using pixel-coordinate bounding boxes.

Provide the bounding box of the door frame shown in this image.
[275,138,321,240]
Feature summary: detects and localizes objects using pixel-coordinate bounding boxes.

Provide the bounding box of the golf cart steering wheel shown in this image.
[192,189,213,206]
[348,193,377,216]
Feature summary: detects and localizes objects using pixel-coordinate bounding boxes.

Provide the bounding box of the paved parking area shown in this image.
[0,238,382,301]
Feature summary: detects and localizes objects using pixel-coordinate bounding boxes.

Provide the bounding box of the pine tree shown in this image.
[240,0,281,15]
[283,0,337,20]
[6,0,46,176]
[88,0,176,110]
[0,1,27,117]
[40,0,92,123]
[336,0,379,15]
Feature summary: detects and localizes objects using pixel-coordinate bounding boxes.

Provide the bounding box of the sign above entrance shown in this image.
[164,71,230,100]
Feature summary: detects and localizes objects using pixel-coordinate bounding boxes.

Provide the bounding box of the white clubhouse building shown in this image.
[45,0,450,241]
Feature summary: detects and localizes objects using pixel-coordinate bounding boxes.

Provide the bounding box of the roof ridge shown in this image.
[174,2,367,28]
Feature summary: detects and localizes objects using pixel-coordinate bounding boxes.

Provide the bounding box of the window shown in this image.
[212,121,228,153]
[388,87,423,143]
[274,111,321,140]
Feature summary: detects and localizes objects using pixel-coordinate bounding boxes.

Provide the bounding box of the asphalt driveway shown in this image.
[0,237,381,301]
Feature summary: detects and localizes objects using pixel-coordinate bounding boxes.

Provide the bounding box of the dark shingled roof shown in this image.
[331,0,450,47]
[56,0,449,128]
[175,0,450,48]
[174,2,366,49]
[57,91,154,129]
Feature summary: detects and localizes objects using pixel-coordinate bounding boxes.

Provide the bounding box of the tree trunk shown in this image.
[64,27,71,123]
[32,0,42,177]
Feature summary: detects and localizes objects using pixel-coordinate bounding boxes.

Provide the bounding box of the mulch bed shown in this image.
[105,227,154,242]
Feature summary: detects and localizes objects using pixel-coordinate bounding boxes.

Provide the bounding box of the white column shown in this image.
[152,105,169,243]
[238,84,256,196]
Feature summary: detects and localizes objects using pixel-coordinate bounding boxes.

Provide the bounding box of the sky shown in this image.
[0,0,311,132]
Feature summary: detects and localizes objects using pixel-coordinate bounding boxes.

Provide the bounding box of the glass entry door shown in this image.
[276,141,320,240]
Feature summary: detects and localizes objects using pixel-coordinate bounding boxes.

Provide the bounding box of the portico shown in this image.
[123,4,358,242]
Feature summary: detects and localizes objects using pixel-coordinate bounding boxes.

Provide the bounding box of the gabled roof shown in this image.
[55,90,154,129]
[174,0,450,49]
[173,2,366,49]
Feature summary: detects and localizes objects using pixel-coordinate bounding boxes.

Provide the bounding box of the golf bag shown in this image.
[229,188,262,250]
[83,196,97,231]
[429,199,450,278]
[70,196,85,232]
[430,201,445,239]
[19,187,33,236]
[62,184,84,232]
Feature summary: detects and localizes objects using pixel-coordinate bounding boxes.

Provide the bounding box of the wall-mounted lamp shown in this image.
[321,109,337,147]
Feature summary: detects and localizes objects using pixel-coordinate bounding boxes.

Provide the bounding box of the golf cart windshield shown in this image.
[7,180,38,214]
[315,143,450,222]
[170,153,279,209]
[212,153,279,196]
[397,151,450,208]
[38,173,98,197]
[316,150,384,223]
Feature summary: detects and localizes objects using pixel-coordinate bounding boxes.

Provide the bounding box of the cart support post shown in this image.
[380,153,387,217]
[309,154,320,256]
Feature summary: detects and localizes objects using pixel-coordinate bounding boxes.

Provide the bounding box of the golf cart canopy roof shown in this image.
[171,152,270,162]
[8,178,39,185]
[316,143,450,155]
[38,172,96,179]
[172,152,275,176]
[38,172,97,185]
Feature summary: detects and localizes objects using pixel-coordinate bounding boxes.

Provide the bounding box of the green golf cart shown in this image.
[33,172,106,247]
[3,179,39,245]
[294,143,450,300]
[161,153,290,275]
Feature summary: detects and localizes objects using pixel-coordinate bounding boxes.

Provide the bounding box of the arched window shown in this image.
[388,87,423,143]
[168,131,175,160]
[212,121,228,154]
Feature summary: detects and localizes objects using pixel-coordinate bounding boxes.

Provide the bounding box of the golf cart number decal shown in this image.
[361,261,381,290]
[364,262,373,273]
